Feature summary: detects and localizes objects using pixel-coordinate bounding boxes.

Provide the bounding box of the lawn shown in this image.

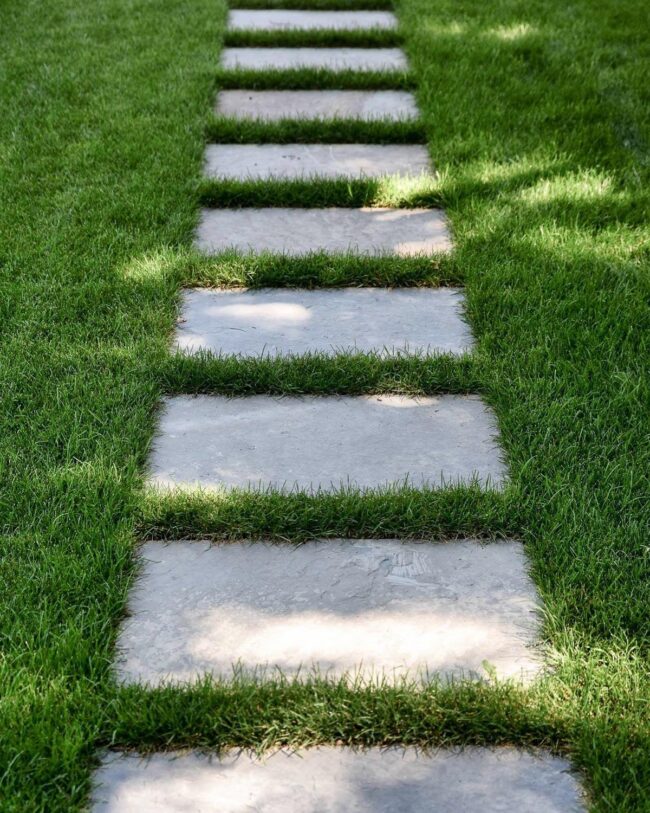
[0,0,648,809]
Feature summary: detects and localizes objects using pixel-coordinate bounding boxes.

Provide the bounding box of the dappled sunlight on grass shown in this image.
[484,23,539,42]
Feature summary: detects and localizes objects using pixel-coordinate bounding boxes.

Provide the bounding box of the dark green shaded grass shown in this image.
[177,251,461,288]
[161,351,479,395]
[228,0,393,9]
[140,484,512,541]
[224,29,401,48]
[1,0,650,810]
[207,114,426,143]
[217,66,413,90]
[197,174,442,208]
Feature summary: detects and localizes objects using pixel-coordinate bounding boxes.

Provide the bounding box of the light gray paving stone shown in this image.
[216,89,419,121]
[92,747,586,812]
[228,10,399,32]
[148,395,507,492]
[116,539,541,685]
[221,47,407,72]
[174,288,472,357]
[195,208,452,256]
[203,143,431,180]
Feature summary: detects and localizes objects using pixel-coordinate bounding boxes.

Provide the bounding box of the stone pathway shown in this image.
[92,748,585,812]
[93,5,586,809]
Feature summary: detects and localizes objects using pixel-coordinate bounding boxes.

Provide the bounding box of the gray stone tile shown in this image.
[174,288,472,357]
[116,539,540,685]
[216,89,419,121]
[148,395,507,492]
[92,747,586,812]
[203,143,431,180]
[195,208,451,256]
[221,47,407,72]
[228,10,398,31]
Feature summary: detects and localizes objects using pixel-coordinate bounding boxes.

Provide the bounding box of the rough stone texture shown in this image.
[195,208,452,256]
[228,10,399,31]
[215,90,419,121]
[221,47,407,72]
[116,539,541,685]
[92,747,586,812]
[174,288,472,357]
[148,394,507,492]
[203,143,431,180]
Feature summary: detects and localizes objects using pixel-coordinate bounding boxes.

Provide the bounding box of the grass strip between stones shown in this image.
[216,66,414,90]
[139,484,515,542]
[206,115,426,143]
[227,0,395,10]
[224,29,402,48]
[161,352,479,396]
[197,175,443,208]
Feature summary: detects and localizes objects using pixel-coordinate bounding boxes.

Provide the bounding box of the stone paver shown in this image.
[148,394,507,492]
[216,90,419,120]
[174,288,472,357]
[116,539,540,685]
[228,10,399,31]
[221,47,407,72]
[195,207,451,256]
[203,143,431,180]
[92,747,586,812]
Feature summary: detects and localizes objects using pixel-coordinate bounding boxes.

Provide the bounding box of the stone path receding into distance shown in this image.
[93,4,586,810]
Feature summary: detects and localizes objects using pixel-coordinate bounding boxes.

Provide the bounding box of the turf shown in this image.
[1,0,649,810]
[216,66,414,90]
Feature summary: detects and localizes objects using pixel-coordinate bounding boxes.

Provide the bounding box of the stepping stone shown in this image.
[174,288,472,357]
[195,208,451,256]
[116,539,540,685]
[228,10,399,31]
[203,143,431,180]
[92,747,586,812]
[221,47,408,72]
[216,89,418,121]
[148,395,507,492]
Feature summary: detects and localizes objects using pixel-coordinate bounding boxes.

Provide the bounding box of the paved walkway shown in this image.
[92,7,585,810]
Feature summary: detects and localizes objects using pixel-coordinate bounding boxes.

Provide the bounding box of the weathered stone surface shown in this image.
[195,208,451,256]
[148,395,507,492]
[215,90,419,120]
[116,539,541,685]
[203,143,431,180]
[228,10,399,31]
[92,747,586,812]
[174,288,472,357]
[221,47,407,72]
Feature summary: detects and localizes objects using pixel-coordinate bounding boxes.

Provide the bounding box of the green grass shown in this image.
[1,0,649,810]
[216,66,414,90]
[161,349,478,395]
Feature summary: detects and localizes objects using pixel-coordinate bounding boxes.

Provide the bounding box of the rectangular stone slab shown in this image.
[221,47,407,72]
[216,90,419,121]
[174,288,472,357]
[116,539,540,685]
[195,208,452,256]
[203,143,431,180]
[148,395,507,492]
[228,10,399,31]
[92,748,586,812]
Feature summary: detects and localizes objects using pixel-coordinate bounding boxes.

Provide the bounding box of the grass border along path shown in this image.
[0,0,649,810]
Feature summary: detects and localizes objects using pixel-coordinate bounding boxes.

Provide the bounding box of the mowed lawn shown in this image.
[1,0,649,810]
